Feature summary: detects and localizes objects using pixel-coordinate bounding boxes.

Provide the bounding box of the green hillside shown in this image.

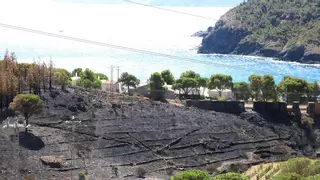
[198,0,320,63]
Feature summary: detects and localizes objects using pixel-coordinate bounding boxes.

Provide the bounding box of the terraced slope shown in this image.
[0,87,315,179]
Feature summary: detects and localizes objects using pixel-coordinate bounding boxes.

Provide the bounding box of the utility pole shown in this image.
[107,65,121,93]
[116,66,120,82]
[116,66,120,93]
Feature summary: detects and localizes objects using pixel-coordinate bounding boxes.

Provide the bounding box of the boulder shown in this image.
[40,156,65,168]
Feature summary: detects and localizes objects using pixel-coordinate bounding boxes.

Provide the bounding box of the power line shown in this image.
[0,23,318,81]
[0,23,238,68]
[123,0,218,21]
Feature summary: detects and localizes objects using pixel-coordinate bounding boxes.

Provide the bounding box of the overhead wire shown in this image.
[123,0,219,21]
[0,23,319,82]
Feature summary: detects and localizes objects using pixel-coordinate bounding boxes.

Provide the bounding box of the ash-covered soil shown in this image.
[0,87,315,180]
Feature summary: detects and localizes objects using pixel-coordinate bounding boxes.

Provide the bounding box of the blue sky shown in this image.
[55,0,243,7]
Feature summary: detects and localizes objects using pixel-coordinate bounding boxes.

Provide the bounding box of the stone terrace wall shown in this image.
[253,102,289,123]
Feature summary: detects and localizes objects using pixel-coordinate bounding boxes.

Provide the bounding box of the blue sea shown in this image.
[0,1,319,84]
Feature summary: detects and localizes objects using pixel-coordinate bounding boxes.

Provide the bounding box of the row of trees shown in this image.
[0,51,57,112]
[67,67,318,103]
[139,69,319,103]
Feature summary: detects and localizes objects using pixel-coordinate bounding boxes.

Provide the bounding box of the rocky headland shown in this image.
[197,1,320,64]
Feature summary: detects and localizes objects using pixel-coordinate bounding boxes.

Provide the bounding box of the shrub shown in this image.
[280,157,312,176]
[301,115,314,127]
[306,161,320,176]
[218,97,226,101]
[169,170,210,180]
[212,172,249,180]
[136,167,147,178]
[306,174,320,180]
[78,172,86,180]
[272,173,305,180]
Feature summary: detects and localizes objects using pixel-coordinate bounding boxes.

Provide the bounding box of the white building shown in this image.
[71,72,80,86]
[166,85,233,99]
[101,80,121,93]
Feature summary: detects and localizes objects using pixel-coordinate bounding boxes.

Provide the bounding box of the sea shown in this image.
[0,0,319,84]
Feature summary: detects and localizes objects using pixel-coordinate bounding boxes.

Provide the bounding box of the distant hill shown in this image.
[198,0,320,63]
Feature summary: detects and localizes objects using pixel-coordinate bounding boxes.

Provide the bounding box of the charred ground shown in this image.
[0,87,317,180]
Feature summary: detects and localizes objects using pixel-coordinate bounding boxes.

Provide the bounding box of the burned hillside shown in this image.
[0,87,316,180]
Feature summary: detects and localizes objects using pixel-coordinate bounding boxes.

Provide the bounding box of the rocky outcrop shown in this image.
[192,26,213,38]
[40,156,66,168]
[199,26,250,54]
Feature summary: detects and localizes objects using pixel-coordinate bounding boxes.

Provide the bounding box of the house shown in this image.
[101,80,121,93]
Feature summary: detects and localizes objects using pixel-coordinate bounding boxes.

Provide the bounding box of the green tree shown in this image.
[209,74,233,97]
[81,68,95,82]
[118,72,140,92]
[94,73,108,80]
[92,79,102,89]
[149,72,165,101]
[82,79,93,89]
[170,170,210,180]
[72,68,82,77]
[175,77,198,96]
[9,94,44,132]
[161,70,175,85]
[307,81,319,102]
[174,70,204,97]
[277,76,309,103]
[55,68,71,80]
[212,172,249,180]
[262,75,277,101]
[232,82,251,101]
[180,70,200,79]
[53,71,69,90]
[249,74,263,101]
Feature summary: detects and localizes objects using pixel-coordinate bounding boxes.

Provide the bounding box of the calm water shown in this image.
[0,1,319,84]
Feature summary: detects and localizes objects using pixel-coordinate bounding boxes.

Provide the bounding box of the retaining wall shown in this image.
[253,102,289,123]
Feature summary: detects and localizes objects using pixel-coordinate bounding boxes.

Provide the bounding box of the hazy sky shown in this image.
[55,0,243,7]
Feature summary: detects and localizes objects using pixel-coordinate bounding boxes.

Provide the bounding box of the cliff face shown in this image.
[198,0,320,63]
